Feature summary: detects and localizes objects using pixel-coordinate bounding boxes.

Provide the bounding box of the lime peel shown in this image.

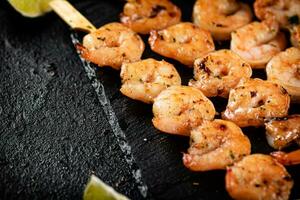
[8,0,53,17]
[83,175,130,200]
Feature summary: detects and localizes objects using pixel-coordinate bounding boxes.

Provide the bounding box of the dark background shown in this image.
[0,0,299,199]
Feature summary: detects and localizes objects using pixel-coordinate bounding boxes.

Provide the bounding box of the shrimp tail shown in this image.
[183,153,192,166]
[75,43,91,61]
[271,149,300,166]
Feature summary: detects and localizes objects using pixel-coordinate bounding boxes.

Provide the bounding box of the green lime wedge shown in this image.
[8,0,53,17]
[83,175,130,200]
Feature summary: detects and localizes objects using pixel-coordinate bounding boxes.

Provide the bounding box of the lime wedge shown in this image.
[83,175,130,200]
[8,0,53,17]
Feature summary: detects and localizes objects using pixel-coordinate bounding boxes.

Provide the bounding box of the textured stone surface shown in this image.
[1,0,300,200]
[0,1,141,199]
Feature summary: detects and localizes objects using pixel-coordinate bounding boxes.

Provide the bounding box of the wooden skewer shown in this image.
[49,0,96,33]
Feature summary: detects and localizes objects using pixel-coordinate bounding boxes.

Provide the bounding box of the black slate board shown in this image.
[0,0,299,200]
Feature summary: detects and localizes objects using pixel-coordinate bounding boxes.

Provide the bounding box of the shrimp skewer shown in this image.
[120,58,181,104]
[149,22,215,67]
[222,78,290,127]
[193,0,253,41]
[189,50,252,98]
[266,47,300,102]
[77,22,145,70]
[120,0,181,34]
[152,86,216,136]
[183,119,251,171]
[231,19,286,68]
[271,149,300,165]
[226,154,293,200]
[265,115,300,150]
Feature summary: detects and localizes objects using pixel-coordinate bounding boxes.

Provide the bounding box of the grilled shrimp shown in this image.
[290,25,300,48]
[189,50,252,98]
[77,23,144,70]
[222,78,290,127]
[193,0,253,41]
[271,149,300,165]
[149,22,215,66]
[183,119,251,171]
[266,47,300,102]
[265,115,300,150]
[120,58,181,104]
[226,154,293,200]
[231,19,287,68]
[254,0,300,28]
[120,0,181,34]
[152,86,215,136]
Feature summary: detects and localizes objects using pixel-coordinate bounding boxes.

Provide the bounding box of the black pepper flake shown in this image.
[250,91,257,98]
[254,183,261,188]
[198,61,206,70]
[97,37,106,41]
[219,124,227,131]
[229,150,235,159]
[253,99,264,108]
[212,22,225,27]
[257,99,264,106]
[178,110,184,116]
[149,5,166,18]
[280,87,288,95]
[190,137,195,144]
[159,34,164,40]
[204,66,211,75]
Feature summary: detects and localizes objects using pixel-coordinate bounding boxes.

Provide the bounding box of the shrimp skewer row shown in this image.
[226,154,293,200]
[120,58,181,104]
[271,149,300,165]
[222,78,290,127]
[189,50,252,98]
[266,47,300,102]
[152,86,216,136]
[77,23,145,70]
[254,0,300,28]
[149,22,215,67]
[265,115,300,150]
[193,0,253,41]
[183,119,251,171]
[231,19,286,68]
[120,0,181,34]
